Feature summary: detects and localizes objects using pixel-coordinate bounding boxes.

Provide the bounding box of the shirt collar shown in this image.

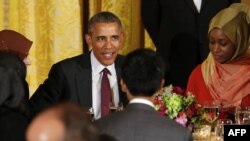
[90,51,115,75]
[130,98,155,108]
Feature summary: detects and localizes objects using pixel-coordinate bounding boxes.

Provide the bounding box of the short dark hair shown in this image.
[121,49,165,96]
[87,11,122,34]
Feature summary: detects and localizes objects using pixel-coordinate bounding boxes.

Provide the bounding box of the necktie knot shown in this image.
[102,68,111,76]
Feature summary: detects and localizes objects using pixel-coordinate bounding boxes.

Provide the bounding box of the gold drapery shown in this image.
[0,0,84,94]
[0,0,155,96]
[12,0,250,95]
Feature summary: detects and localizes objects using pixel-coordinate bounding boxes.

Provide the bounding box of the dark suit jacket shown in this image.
[95,103,192,141]
[27,51,128,119]
[141,0,240,88]
[0,107,29,141]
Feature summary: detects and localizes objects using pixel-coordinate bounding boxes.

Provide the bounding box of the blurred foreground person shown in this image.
[26,102,99,141]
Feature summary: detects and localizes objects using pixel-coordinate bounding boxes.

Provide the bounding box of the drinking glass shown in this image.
[87,107,95,121]
[109,102,123,113]
[203,101,219,131]
[235,106,250,125]
[215,119,232,141]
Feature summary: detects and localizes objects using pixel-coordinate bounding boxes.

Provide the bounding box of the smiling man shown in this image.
[27,11,128,120]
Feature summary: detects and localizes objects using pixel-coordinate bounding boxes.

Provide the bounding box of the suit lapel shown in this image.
[74,53,127,108]
[200,0,206,11]
[186,0,198,12]
[76,68,92,108]
[75,52,92,108]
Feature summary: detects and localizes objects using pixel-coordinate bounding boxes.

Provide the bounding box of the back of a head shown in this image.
[121,48,165,96]
[99,134,117,141]
[0,52,28,113]
[27,102,99,141]
[60,103,99,141]
[0,29,33,60]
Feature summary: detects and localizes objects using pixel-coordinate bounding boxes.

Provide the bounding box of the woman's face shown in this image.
[208,28,236,63]
[23,56,31,66]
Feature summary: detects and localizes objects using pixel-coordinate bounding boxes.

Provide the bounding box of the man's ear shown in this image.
[85,34,92,50]
[120,32,124,42]
[120,79,127,93]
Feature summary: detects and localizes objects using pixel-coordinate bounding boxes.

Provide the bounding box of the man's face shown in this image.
[85,22,123,66]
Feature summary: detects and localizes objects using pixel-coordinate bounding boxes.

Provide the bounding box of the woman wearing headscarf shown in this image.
[186,3,250,108]
[0,29,33,66]
[0,52,30,141]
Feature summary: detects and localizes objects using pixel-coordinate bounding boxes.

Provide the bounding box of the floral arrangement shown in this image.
[154,85,204,130]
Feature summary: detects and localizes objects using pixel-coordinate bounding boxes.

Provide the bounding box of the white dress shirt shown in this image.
[193,0,202,13]
[91,51,119,119]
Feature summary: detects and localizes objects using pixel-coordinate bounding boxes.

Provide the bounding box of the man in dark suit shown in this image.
[95,49,192,141]
[27,11,128,120]
[141,0,240,88]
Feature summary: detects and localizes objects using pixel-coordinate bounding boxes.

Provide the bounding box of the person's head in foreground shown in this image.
[26,102,100,141]
[0,29,33,66]
[120,48,165,100]
[85,11,124,66]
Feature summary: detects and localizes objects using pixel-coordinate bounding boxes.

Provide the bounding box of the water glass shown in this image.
[235,107,250,125]
[203,101,219,131]
[215,119,232,141]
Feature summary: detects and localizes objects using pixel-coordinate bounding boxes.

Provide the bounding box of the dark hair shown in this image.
[87,11,122,34]
[121,49,165,96]
[53,102,99,141]
[0,52,29,114]
[99,134,117,141]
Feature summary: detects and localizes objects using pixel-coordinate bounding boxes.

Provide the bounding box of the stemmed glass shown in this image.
[235,106,250,125]
[215,119,233,141]
[203,101,219,131]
